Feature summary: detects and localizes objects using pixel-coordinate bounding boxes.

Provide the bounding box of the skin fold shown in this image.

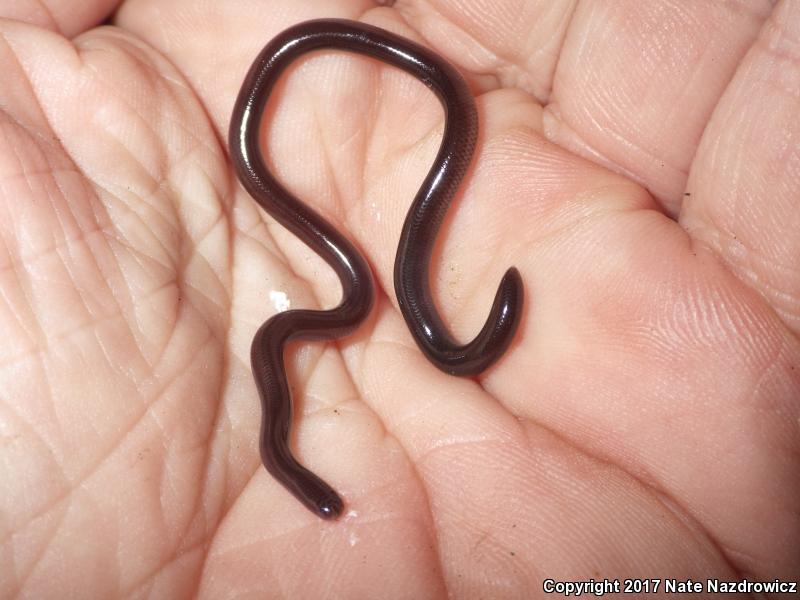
[0,0,798,598]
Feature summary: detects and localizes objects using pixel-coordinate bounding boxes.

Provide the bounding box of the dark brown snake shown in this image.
[229,19,523,519]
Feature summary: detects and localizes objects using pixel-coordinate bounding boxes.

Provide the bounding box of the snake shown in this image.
[228,18,523,519]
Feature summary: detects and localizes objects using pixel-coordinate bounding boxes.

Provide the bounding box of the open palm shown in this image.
[2,1,798,598]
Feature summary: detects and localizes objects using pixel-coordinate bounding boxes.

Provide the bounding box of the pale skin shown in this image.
[1,0,798,598]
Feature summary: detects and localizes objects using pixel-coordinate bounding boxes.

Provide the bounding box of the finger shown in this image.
[1,20,230,595]
[545,0,772,215]
[391,0,575,101]
[1,21,230,359]
[115,0,376,137]
[401,48,799,580]
[0,0,120,37]
[0,22,105,366]
[681,0,800,337]
[357,303,740,591]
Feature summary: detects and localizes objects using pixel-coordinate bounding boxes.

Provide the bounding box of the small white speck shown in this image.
[345,509,359,519]
[370,201,381,223]
[348,531,359,547]
[727,236,747,261]
[269,290,291,312]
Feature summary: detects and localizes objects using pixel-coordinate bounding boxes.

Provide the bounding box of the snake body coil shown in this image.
[229,19,523,519]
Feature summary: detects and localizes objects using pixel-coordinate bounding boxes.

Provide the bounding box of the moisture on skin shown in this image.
[229,19,524,519]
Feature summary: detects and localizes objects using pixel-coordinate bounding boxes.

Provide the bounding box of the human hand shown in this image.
[1,1,797,598]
